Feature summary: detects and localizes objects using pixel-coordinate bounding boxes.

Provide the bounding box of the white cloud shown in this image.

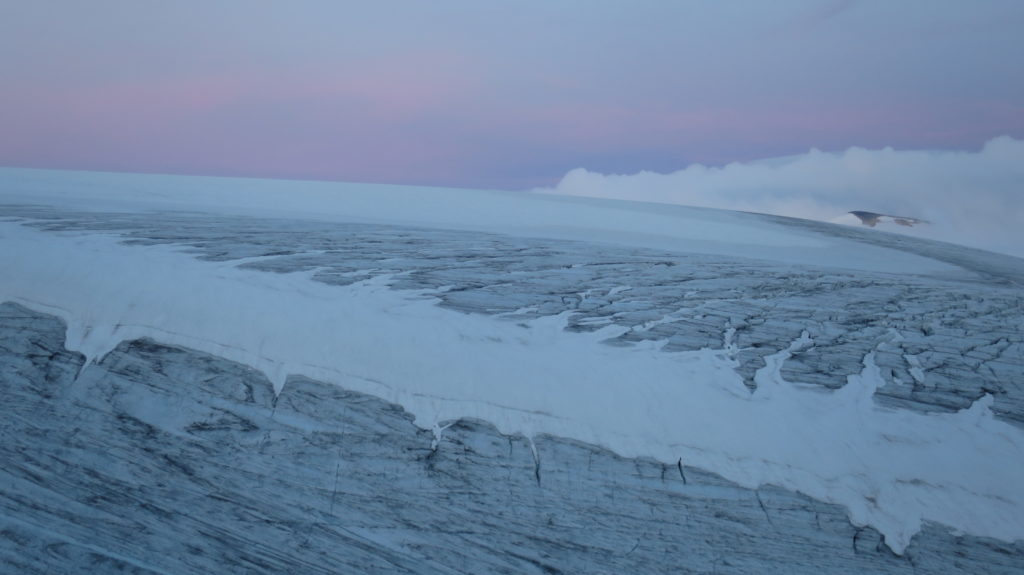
[537,137,1024,258]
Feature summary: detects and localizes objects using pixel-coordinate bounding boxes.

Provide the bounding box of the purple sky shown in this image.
[2,1,1022,189]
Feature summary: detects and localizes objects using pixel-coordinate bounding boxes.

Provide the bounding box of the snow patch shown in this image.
[904,354,927,385]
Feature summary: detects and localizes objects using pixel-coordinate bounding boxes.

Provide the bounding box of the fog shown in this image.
[539,136,1024,258]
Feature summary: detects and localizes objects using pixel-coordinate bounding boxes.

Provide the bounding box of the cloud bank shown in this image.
[538,137,1024,258]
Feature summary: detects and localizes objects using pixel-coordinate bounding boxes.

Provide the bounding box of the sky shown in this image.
[2,1,1023,191]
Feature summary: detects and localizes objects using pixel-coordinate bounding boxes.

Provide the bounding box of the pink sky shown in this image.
[2,1,1022,189]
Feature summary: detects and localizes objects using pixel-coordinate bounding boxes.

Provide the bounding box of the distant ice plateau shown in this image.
[1,168,1022,573]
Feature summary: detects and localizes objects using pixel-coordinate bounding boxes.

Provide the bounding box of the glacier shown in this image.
[1,167,1023,573]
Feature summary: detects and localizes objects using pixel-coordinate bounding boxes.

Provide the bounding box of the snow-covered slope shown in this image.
[2,168,1023,572]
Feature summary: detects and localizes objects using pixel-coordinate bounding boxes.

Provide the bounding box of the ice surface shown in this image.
[5,306,1020,573]
[1,169,1024,556]
[0,166,962,274]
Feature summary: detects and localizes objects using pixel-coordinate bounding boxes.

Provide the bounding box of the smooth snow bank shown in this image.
[1,221,1022,554]
[0,167,959,275]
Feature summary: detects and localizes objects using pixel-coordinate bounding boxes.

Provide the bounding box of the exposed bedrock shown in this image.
[2,302,1022,574]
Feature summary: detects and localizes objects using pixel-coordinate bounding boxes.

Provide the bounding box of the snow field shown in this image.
[2,221,1022,553]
